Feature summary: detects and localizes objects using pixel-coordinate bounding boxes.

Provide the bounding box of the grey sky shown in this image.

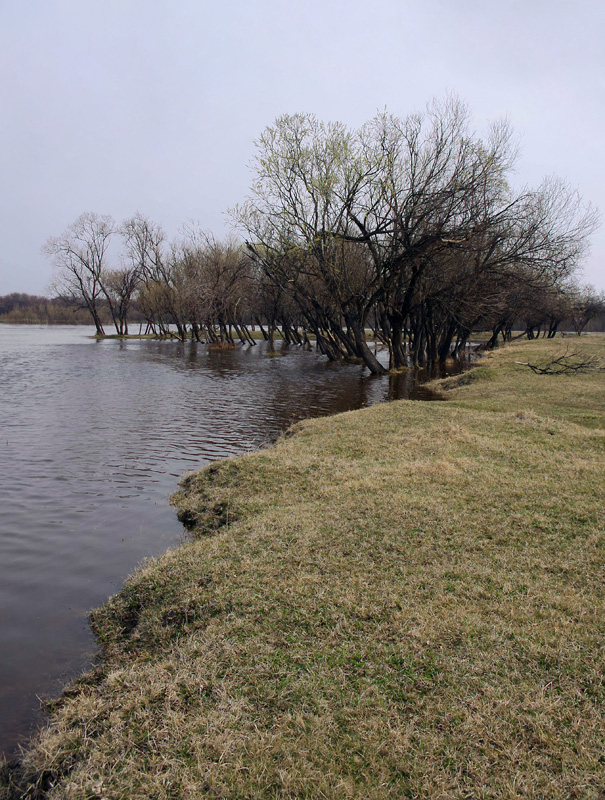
[1,0,603,294]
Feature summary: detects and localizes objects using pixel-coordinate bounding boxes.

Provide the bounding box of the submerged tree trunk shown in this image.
[344,313,386,375]
[437,320,458,362]
[387,312,407,370]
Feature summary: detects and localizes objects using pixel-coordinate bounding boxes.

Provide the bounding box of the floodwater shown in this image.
[0,325,471,756]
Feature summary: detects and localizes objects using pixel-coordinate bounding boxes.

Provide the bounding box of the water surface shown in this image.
[0,325,469,755]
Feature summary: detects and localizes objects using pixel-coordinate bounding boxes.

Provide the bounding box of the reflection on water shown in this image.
[0,325,471,756]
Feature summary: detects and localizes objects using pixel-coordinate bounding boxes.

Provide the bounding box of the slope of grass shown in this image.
[2,337,604,799]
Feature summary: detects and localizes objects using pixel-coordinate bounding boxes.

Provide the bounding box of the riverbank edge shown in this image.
[2,336,604,799]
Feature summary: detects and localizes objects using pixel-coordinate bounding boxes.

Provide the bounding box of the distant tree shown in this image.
[568,284,605,334]
[0,293,98,324]
[44,213,116,335]
[0,293,46,316]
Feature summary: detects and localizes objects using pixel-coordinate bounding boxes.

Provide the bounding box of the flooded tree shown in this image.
[44,212,116,336]
[102,267,141,335]
[234,99,598,367]
[44,99,599,363]
[234,113,388,373]
[121,214,183,337]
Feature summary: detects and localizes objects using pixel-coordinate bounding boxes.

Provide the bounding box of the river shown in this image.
[0,325,469,756]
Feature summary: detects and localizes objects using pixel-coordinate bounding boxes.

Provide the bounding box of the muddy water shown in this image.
[0,325,470,756]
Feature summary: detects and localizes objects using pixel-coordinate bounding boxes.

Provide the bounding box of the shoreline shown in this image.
[2,336,604,799]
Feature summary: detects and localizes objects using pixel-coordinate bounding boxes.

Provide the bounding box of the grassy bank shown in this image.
[2,338,604,799]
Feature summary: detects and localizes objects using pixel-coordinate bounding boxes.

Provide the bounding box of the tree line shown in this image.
[0,293,101,324]
[43,98,602,372]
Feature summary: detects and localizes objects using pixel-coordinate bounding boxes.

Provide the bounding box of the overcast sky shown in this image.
[1,0,603,294]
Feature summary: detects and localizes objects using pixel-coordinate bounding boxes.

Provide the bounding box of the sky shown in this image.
[0,0,603,295]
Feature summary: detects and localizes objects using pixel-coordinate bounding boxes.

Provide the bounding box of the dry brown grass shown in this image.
[2,336,604,799]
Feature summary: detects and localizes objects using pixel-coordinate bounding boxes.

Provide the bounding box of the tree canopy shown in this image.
[43,99,601,363]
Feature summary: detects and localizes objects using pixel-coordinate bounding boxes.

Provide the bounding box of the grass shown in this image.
[2,336,604,799]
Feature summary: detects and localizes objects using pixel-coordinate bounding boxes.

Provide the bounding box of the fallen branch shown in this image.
[515,345,603,375]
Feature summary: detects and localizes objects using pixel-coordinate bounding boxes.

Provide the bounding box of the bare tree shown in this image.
[103,266,141,335]
[120,214,179,336]
[568,283,605,334]
[233,113,387,373]
[44,212,115,335]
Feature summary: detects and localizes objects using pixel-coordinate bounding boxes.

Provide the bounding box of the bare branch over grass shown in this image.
[515,344,604,374]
